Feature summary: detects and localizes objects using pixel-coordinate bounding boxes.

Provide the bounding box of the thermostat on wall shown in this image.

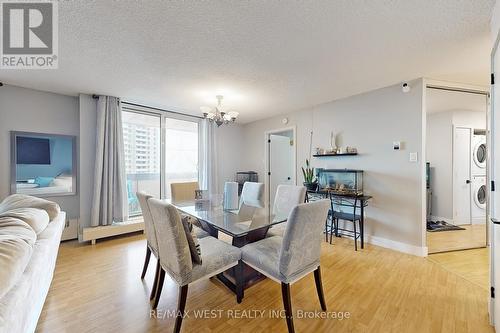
[393,141,401,150]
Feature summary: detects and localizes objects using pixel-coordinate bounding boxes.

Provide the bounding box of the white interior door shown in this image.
[269,134,294,207]
[453,126,472,225]
[490,35,500,329]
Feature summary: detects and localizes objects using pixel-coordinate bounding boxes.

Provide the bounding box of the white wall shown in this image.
[216,124,244,189]
[0,84,80,219]
[426,112,453,219]
[426,110,486,220]
[241,80,426,255]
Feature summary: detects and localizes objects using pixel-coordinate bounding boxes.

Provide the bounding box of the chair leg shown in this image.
[174,285,189,333]
[325,219,328,242]
[314,267,327,311]
[353,220,358,251]
[329,218,335,244]
[235,260,245,304]
[150,259,160,300]
[360,218,364,249]
[281,283,295,333]
[141,246,151,279]
[152,268,165,309]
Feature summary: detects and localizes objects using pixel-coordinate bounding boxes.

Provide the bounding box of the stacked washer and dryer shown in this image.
[471,131,486,224]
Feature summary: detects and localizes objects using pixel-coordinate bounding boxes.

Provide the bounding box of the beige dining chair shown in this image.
[170,181,199,202]
[241,199,330,333]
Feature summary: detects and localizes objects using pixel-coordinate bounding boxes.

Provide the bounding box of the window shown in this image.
[122,108,200,215]
[122,111,161,216]
[164,118,199,199]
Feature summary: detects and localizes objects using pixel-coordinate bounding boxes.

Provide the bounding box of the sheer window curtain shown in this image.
[90,96,129,226]
[199,119,219,195]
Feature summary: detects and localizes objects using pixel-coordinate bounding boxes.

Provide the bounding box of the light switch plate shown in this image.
[409,152,418,162]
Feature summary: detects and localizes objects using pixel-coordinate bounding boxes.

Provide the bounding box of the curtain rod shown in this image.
[426,85,489,96]
[91,95,203,119]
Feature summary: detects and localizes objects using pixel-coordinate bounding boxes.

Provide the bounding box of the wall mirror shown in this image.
[10,131,77,197]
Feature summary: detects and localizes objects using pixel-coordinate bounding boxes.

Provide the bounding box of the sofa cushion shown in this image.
[0,217,37,299]
[0,208,50,235]
[0,194,60,221]
[0,212,65,333]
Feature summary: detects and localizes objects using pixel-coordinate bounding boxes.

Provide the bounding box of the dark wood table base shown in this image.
[202,223,271,298]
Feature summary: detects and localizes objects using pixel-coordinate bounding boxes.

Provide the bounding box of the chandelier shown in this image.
[201,95,239,127]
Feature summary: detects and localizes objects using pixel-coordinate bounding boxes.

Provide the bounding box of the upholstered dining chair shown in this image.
[137,192,208,303]
[148,198,243,333]
[137,192,161,300]
[241,199,330,333]
[170,181,199,202]
[240,181,265,207]
[267,185,307,237]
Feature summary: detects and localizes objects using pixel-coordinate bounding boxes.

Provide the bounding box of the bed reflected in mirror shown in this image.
[11,131,77,197]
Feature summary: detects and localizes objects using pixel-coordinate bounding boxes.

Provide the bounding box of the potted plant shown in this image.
[301,159,318,191]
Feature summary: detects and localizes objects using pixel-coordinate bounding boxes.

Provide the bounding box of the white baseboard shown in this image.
[82,220,144,245]
[365,235,428,257]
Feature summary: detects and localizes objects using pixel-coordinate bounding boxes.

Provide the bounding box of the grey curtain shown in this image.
[199,119,219,195]
[90,96,128,226]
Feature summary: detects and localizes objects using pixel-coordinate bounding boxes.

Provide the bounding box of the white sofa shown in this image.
[0,195,65,333]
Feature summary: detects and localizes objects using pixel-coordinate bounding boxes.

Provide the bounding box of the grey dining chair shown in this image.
[241,199,330,333]
[148,198,243,333]
[240,181,265,208]
[137,191,209,303]
[137,192,161,300]
[267,185,307,237]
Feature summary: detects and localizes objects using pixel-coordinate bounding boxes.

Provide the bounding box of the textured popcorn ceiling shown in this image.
[0,0,494,123]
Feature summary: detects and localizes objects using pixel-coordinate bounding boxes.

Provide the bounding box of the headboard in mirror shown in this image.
[10,131,77,197]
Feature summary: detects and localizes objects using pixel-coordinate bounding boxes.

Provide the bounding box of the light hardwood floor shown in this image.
[36,234,494,333]
[427,224,487,254]
[428,248,489,291]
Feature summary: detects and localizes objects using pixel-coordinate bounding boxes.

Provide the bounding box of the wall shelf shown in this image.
[313,153,358,157]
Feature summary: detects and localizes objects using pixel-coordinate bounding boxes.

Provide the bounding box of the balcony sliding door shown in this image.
[122,110,161,216]
[122,107,200,215]
[164,118,199,199]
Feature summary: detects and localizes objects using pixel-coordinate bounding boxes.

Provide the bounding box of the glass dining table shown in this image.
[167,198,288,291]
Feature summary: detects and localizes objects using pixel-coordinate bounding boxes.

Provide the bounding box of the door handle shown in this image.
[492,218,500,225]
[466,180,471,184]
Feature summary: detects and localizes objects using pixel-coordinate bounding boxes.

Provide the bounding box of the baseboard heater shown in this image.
[82,220,144,245]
